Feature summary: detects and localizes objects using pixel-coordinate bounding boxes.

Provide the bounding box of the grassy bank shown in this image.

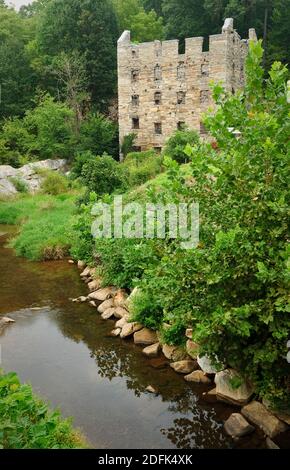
[0,371,88,449]
[0,193,77,261]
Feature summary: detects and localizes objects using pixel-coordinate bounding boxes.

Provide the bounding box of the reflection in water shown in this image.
[0,227,234,449]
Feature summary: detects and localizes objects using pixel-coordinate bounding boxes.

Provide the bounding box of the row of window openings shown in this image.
[132,90,209,107]
[131,64,209,83]
[132,120,190,133]
[132,120,207,136]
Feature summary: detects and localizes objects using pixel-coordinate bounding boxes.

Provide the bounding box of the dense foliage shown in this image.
[72,42,290,404]
[0,371,87,449]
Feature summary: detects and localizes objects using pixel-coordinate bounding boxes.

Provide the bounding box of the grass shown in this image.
[0,193,78,261]
[0,371,88,449]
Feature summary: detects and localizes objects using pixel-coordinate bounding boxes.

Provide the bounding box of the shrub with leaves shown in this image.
[122,149,164,187]
[0,371,87,449]
[163,128,200,164]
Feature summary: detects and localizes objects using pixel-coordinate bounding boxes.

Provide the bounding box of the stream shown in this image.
[0,226,264,449]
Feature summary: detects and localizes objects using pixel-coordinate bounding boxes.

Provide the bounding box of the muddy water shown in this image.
[0,226,249,449]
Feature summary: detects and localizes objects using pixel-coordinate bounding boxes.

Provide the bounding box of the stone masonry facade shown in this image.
[117,18,257,157]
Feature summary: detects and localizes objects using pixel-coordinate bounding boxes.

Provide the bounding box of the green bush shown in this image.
[122,149,164,187]
[80,154,125,203]
[0,371,87,449]
[77,113,118,159]
[163,128,200,164]
[70,151,96,179]
[121,132,136,158]
[40,171,69,195]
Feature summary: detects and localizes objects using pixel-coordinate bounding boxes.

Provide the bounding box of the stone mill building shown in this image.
[117,18,257,157]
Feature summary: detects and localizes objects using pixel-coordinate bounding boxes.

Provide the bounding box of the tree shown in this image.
[37,0,119,108]
[142,0,163,16]
[0,5,36,119]
[162,0,209,41]
[267,0,290,67]
[113,0,164,41]
[51,52,89,135]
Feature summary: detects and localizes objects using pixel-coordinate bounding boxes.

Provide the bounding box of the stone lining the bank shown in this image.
[72,259,289,448]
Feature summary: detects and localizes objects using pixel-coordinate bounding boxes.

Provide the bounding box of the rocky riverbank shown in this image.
[72,259,290,449]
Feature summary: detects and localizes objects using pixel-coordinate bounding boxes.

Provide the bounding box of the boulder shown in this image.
[142,343,160,358]
[97,299,114,314]
[170,360,197,374]
[197,355,225,375]
[68,260,75,265]
[120,322,143,339]
[89,301,97,307]
[115,316,129,329]
[242,401,288,439]
[215,369,254,406]
[184,370,211,384]
[148,358,168,369]
[224,413,255,438]
[72,296,87,303]
[114,307,129,319]
[146,385,158,394]
[1,317,15,324]
[80,266,91,278]
[101,308,116,320]
[88,279,102,292]
[114,289,128,307]
[162,344,188,362]
[133,328,158,346]
[88,287,116,302]
[111,328,121,337]
[266,437,280,449]
[0,178,18,196]
[186,340,199,359]
[125,287,139,308]
[77,260,86,270]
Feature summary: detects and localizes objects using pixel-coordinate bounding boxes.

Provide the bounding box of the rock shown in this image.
[84,277,93,284]
[186,340,199,359]
[133,328,158,346]
[197,355,225,375]
[224,413,255,438]
[88,287,116,302]
[89,301,97,307]
[101,308,116,320]
[0,159,66,196]
[146,385,158,394]
[115,316,129,329]
[170,360,197,374]
[142,343,160,358]
[1,317,15,324]
[242,401,288,439]
[275,412,290,426]
[120,322,143,339]
[111,328,121,337]
[114,307,129,319]
[72,296,87,303]
[184,370,211,384]
[266,437,280,449]
[88,279,102,292]
[77,260,86,270]
[162,344,188,362]
[185,328,193,339]
[202,388,218,404]
[114,289,128,307]
[215,369,254,406]
[68,260,75,264]
[80,266,91,278]
[97,299,115,314]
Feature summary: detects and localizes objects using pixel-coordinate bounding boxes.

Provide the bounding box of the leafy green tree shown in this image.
[142,0,163,16]
[162,0,209,41]
[77,113,118,159]
[113,0,164,41]
[267,0,290,67]
[37,0,119,107]
[0,5,36,119]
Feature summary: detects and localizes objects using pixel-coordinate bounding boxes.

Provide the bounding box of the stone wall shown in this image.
[117,18,257,158]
